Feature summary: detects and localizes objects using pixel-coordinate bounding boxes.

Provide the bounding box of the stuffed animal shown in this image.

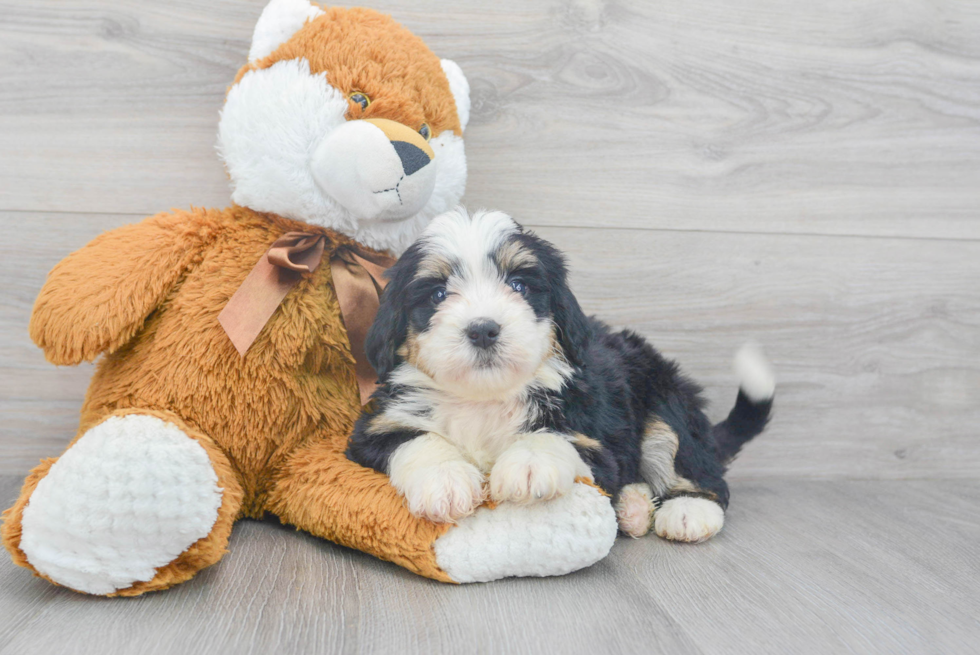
[1,0,617,596]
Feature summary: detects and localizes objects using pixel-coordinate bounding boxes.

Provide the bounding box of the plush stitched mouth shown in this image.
[372,175,404,204]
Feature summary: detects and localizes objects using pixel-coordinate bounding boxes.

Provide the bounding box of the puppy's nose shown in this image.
[466,319,501,349]
[392,141,431,176]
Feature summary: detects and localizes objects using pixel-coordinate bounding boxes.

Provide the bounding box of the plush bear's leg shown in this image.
[266,437,618,583]
[2,409,242,596]
[266,437,453,580]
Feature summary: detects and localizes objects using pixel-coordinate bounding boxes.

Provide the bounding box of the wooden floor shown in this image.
[1,0,979,653]
[1,477,978,654]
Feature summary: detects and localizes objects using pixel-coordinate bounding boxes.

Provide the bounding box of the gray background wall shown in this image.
[2,0,977,479]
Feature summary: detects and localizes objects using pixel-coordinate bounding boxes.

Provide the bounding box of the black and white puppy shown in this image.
[346,208,774,542]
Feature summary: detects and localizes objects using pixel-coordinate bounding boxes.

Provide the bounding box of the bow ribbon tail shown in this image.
[218,231,395,406]
[331,248,396,405]
[218,232,326,357]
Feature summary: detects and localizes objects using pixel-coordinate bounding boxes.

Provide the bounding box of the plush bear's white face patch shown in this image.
[216,0,469,255]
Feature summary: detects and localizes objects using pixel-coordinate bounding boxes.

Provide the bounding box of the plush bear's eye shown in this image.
[419,123,431,140]
[349,92,370,111]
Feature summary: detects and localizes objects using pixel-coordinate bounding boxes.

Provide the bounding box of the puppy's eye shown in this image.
[419,123,431,140]
[509,279,527,296]
[349,92,370,111]
[430,286,447,304]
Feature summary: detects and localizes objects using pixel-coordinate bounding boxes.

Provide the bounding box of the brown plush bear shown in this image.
[2,0,617,596]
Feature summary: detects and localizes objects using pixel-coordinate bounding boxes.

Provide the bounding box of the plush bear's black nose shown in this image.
[392,141,431,177]
[466,319,500,349]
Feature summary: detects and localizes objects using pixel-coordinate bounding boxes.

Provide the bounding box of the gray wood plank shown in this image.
[1,1,979,239]
[612,480,980,655]
[1,476,977,655]
[3,211,977,479]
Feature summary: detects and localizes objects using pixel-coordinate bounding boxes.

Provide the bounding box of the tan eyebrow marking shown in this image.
[415,254,453,280]
[495,239,538,272]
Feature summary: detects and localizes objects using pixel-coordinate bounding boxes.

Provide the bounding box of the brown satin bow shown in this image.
[217,231,395,405]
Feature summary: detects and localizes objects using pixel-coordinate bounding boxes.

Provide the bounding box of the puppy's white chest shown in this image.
[433,397,526,472]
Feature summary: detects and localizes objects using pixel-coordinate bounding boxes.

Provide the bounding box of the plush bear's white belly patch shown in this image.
[19,414,223,594]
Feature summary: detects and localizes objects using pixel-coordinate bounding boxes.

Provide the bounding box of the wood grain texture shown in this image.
[1,1,979,238]
[3,211,977,478]
[1,476,977,655]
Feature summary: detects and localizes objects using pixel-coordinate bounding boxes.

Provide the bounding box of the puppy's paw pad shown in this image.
[489,441,578,504]
[654,496,724,543]
[401,460,485,524]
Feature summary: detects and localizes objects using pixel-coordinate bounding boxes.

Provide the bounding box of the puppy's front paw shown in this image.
[489,433,589,504]
[388,434,486,523]
[397,460,485,524]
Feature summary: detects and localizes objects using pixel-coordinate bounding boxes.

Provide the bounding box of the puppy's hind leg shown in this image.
[640,418,727,543]
[653,495,725,543]
[614,483,656,538]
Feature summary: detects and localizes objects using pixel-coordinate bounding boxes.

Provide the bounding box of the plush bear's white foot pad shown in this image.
[654,496,725,543]
[19,414,223,594]
[433,482,617,583]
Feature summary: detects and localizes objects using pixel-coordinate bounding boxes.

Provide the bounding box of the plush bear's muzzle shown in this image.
[311,117,437,222]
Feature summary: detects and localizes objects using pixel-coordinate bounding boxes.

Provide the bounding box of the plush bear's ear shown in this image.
[440,59,471,132]
[523,231,592,367]
[249,0,325,63]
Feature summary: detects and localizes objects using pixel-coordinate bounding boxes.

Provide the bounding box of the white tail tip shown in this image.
[734,343,775,403]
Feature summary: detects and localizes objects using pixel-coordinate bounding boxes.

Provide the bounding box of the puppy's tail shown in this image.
[713,344,775,464]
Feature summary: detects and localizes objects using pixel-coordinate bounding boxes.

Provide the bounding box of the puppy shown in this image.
[346,208,774,542]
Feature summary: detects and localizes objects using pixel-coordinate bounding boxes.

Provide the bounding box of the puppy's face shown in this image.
[367,208,590,400]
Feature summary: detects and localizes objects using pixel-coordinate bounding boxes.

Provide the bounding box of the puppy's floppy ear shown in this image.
[551,273,592,367]
[522,229,592,367]
[365,249,418,378]
[365,292,405,379]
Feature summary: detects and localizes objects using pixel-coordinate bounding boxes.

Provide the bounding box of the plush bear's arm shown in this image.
[30,210,217,365]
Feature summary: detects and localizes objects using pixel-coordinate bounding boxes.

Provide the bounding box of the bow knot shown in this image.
[218,231,395,404]
[266,231,327,273]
